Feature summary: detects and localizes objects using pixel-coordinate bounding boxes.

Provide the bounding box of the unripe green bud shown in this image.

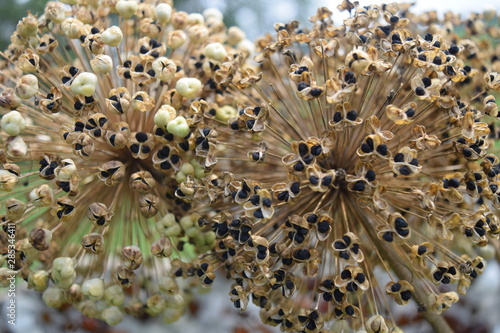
[71,72,98,96]
[82,278,105,300]
[167,116,190,137]
[42,287,65,308]
[175,78,202,99]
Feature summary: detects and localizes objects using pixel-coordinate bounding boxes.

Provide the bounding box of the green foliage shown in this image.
[0,0,46,50]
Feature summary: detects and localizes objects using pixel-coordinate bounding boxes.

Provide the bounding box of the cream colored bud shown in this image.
[102,306,123,325]
[45,1,66,24]
[53,257,75,279]
[166,30,186,49]
[0,88,22,109]
[115,0,138,19]
[82,278,105,300]
[205,42,227,62]
[71,72,98,96]
[29,184,54,207]
[227,27,245,45]
[365,315,389,333]
[167,116,190,137]
[5,198,26,221]
[151,237,173,258]
[237,39,255,55]
[16,74,39,99]
[16,13,38,38]
[152,57,176,81]
[155,3,172,24]
[0,170,18,191]
[2,110,26,136]
[102,26,123,46]
[203,8,223,21]
[90,55,113,74]
[6,136,28,159]
[42,287,65,308]
[187,13,204,26]
[104,285,125,306]
[159,277,179,294]
[28,270,49,292]
[54,159,77,181]
[188,25,209,44]
[175,77,202,99]
[154,105,177,128]
[61,18,84,39]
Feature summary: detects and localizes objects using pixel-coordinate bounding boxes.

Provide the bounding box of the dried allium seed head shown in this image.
[28,228,52,251]
[81,233,105,254]
[122,245,143,270]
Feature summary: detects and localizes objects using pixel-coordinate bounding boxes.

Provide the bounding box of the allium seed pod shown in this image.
[101,26,123,46]
[90,55,113,74]
[71,72,98,96]
[15,74,38,99]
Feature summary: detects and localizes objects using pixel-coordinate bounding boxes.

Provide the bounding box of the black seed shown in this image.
[309,176,319,185]
[376,144,388,155]
[365,169,376,181]
[405,108,415,117]
[394,153,405,162]
[130,144,140,154]
[69,66,79,76]
[333,112,343,123]
[346,110,357,121]
[297,81,309,91]
[293,162,305,172]
[449,44,459,55]
[422,76,432,87]
[334,241,347,250]
[383,232,393,242]
[361,143,372,153]
[399,165,411,176]
[401,290,412,301]
[352,180,365,191]
[417,54,427,61]
[340,269,351,280]
[449,178,460,188]
[415,87,426,96]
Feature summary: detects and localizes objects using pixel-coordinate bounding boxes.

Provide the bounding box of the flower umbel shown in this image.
[194,3,498,333]
[0,0,254,325]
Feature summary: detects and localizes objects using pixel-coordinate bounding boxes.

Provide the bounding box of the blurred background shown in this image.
[1,0,500,332]
[2,0,500,49]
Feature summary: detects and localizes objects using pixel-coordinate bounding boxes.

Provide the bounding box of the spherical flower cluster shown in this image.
[0,0,254,325]
[1,0,500,332]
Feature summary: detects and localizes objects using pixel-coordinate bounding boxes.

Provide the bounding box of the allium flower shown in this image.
[181,3,498,333]
[2,0,500,331]
[0,0,255,325]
